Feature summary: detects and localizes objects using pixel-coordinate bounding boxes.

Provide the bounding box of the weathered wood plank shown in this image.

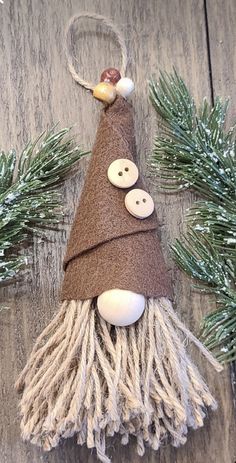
[206,0,236,437]
[206,0,236,120]
[0,0,235,462]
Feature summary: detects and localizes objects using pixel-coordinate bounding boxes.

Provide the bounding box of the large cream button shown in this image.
[107,159,139,189]
[125,188,154,219]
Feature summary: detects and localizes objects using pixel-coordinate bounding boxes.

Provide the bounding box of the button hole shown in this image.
[124,167,129,172]
[118,171,123,176]
[142,198,147,203]
[136,200,140,205]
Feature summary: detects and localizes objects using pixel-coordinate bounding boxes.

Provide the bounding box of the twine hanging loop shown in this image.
[65,12,128,91]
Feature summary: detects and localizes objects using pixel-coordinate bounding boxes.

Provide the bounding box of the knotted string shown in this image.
[65,12,128,91]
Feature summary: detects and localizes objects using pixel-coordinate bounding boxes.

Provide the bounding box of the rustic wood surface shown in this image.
[0,1,235,462]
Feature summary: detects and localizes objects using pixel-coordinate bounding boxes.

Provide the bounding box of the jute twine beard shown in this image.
[16,12,223,463]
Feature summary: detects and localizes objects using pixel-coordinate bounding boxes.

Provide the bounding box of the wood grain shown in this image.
[206,0,236,121]
[0,1,235,462]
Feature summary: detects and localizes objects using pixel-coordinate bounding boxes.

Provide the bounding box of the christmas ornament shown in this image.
[16,13,222,463]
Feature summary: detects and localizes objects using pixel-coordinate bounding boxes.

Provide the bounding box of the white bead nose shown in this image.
[97,289,145,326]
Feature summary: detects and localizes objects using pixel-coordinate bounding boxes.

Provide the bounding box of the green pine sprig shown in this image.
[0,127,87,282]
[150,70,236,363]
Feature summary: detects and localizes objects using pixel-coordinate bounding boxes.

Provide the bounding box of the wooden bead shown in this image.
[100,68,121,85]
[116,77,134,98]
[97,289,145,326]
[93,82,117,104]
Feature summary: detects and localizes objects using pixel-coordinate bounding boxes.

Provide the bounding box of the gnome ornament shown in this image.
[61,93,172,325]
[16,13,222,463]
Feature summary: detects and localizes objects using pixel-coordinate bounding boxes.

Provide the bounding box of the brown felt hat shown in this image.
[61,96,172,300]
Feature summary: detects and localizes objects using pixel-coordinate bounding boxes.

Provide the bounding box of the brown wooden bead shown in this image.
[100,68,121,85]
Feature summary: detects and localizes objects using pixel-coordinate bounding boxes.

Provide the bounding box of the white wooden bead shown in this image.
[124,188,154,219]
[107,158,139,188]
[97,289,145,326]
[115,77,134,98]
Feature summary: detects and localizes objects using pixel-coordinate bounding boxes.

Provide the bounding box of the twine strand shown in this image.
[65,12,128,91]
[16,297,220,462]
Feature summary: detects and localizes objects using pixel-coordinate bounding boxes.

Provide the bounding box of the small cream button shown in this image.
[125,188,154,219]
[107,159,139,189]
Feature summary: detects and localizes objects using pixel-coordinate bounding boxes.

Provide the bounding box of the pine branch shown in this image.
[188,201,236,259]
[172,230,236,362]
[0,127,87,282]
[149,71,236,205]
[201,291,236,363]
[150,70,236,363]
[171,229,233,290]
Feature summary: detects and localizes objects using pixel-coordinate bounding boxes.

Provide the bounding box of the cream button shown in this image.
[125,188,154,219]
[107,159,139,189]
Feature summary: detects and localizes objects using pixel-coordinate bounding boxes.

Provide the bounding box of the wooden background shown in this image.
[0,1,235,462]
